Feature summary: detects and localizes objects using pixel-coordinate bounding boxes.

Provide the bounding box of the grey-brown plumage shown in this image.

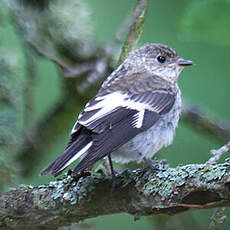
[40,43,193,177]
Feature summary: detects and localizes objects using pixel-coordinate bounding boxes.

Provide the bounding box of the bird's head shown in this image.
[126,43,193,83]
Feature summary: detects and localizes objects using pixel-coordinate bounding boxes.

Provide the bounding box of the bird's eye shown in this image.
[157,55,166,63]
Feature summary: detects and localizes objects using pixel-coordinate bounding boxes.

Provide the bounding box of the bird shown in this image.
[40,43,193,177]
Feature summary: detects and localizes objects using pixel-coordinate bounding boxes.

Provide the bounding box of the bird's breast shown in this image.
[112,90,182,163]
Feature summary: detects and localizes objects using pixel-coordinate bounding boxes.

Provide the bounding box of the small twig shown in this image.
[63,61,98,78]
[25,0,150,95]
[118,0,150,65]
[181,102,230,143]
[23,48,36,132]
[207,141,230,165]
[10,14,37,136]
[28,37,109,95]
[75,57,109,93]
[75,0,150,93]
[26,38,70,70]
[209,207,226,230]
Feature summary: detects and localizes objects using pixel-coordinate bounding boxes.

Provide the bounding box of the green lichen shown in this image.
[9,184,33,192]
[183,164,200,175]
[0,217,14,229]
[50,178,69,201]
[158,182,174,198]
[142,170,177,199]
[75,174,103,201]
[138,163,230,206]
[205,166,226,182]
[28,162,230,215]
[32,188,51,210]
[50,173,106,205]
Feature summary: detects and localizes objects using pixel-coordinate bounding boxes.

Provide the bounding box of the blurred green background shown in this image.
[0,0,230,229]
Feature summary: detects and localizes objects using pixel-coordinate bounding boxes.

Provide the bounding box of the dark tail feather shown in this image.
[40,135,92,177]
[73,155,98,175]
[72,147,107,175]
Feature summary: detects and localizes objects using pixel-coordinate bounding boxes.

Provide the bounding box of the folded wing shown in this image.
[40,72,176,176]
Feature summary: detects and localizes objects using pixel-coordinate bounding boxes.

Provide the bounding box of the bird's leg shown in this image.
[143,157,160,171]
[108,154,115,179]
[107,154,124,192]
[100,155,118,177]
[138,152,161,172]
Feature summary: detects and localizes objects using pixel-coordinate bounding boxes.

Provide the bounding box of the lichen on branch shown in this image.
[1,161,230,230]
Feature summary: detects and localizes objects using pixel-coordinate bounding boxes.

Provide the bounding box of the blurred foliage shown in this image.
[0,47,23,188]
[179,0,230,45]
[5,0,95,63]
[209,208,227,230]
[0,0,230,229]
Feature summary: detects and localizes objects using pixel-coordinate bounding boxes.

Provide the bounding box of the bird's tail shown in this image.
[40,135,92,177]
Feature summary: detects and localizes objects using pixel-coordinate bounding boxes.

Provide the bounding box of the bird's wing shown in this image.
[72,85,176,174]
[40,128,93,176]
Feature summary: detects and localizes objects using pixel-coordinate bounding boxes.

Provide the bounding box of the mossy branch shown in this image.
[1,162,230,230]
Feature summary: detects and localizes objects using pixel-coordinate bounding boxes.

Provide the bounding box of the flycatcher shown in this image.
[41,43,193,177]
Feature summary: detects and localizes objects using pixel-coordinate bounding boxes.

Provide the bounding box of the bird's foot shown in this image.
[68,169,91,182]
[62,170,91,191]
[142,158,168,177]
[110,169,129,192]
[99,155,119,178]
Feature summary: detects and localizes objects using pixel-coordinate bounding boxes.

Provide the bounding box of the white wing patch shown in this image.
[71,121,79,134]
[59,142,92,172]
[80,92,126,125]
[133,110,145,128]
[79,92,153,127]
[125,98,152,111]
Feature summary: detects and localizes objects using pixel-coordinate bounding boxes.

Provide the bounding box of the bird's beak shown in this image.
[178,59,193,66]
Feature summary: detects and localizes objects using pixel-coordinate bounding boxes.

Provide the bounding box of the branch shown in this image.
[74,0,150,93]
[207,141,230,165]
[209,207,227,230]
[1,162,230,230]
[118,0,150,65]
[26,38,70,70]
[181,103,230,143]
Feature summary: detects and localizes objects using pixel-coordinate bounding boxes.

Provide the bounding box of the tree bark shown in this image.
[1,162,230,229]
